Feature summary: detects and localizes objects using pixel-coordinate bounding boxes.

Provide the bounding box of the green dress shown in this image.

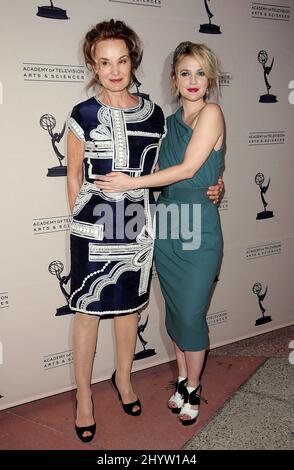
[154,107,224,351]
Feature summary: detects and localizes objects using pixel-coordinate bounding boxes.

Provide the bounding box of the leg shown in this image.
[168,341,187,410]
[175,341,188,378]
[73,312,99,436]
[179,349,206,422]
[185,350,205,388]
[114,312,140,413]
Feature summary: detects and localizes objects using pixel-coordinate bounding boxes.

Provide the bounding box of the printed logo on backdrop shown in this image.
[43,350,73,370]
[251,2,290,21]
[207,309,228,327]
[23,63,84,82]
[255,173,274,220]
[109,0,162,7]
[246,241,281,260]
[289,80,294,104]
[219,196,228,211]
[40,114,67,176]
[134,312,156,361]
[258,50,277,103]
[33,215,71,235]
[252,282,272,326]
[219,73,232,88]
[48,261,71,316]
[36,1,69,19]
[199,0,222,34]
[249,131,285,146]
[0,292,9,309]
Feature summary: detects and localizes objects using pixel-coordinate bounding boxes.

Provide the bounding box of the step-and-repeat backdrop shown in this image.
[0,0,293,409]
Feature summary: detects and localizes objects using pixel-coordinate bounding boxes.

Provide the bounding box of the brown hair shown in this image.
[83,19,142,89]
[171,41,222,99]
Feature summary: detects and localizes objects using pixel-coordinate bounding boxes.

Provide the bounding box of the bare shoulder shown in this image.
[197,103,224,129]
[190,102,224,144]
[202,102,223,118]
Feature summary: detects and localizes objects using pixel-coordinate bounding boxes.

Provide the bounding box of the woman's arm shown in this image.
[96,104,224,192]
[67,130,84,213]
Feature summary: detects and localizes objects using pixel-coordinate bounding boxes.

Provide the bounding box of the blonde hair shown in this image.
[171,41,222,99]
[83,19,142,89]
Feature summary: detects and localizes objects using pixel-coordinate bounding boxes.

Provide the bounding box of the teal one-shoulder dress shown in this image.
[154,107,224,351]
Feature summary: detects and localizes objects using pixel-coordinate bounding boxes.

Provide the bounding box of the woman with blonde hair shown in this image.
[97,41,225,426]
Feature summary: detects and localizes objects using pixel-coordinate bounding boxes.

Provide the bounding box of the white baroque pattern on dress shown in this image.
[83,229,153,306]
[68,117,86,142]
[111,109,130,170]
[83,191,154,300]
[72,183,93,216]
[98,105,111,125]
[70,220,104,240]
[96,188,145,202]
[75,181,145,203]
[125,99,153,123]
[89,124,111,140]
[69,97,164,315]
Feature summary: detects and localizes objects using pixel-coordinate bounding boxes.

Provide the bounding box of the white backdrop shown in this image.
[0,0,293,409]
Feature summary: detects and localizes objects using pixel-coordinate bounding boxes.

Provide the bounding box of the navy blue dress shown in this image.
[67,96,165,315]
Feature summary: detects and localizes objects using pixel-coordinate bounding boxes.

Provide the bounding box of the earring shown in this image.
[205,89,210,99]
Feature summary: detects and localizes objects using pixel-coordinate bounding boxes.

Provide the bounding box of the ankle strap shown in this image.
[183,384,208,405]
[177,377,188,395]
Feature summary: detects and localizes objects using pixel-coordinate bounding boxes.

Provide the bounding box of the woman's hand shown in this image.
[95,172,136,192]
[207,176,224,205]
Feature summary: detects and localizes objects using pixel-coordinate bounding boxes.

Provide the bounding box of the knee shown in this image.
[75,312,99,328]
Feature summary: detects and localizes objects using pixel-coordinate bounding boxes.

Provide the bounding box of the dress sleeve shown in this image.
[67,105,86,143]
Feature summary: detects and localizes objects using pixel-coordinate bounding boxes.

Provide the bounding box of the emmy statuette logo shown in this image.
[40,114,67,177]
[48,261,71,316]
[252,282,272,326]
[199,0,222,34]
[36,1,69,20]
[258,50,277,103]
[134,313,156,360]
[255,173,274,220]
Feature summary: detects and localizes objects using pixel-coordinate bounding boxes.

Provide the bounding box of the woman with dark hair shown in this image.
[97,41,225,427]
[67,19,163,442]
